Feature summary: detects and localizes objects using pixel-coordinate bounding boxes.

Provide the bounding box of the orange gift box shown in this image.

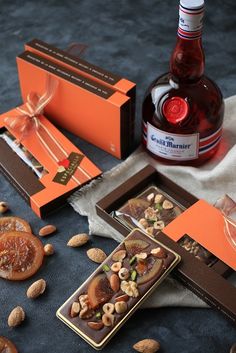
[25,39,136,118]
[0,105,101,218]
[17,50,133,159]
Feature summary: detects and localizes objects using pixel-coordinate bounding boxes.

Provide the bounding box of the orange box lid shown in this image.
[164,199,236,270]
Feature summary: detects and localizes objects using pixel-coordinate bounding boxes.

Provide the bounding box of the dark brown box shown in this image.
[96,165,236,323]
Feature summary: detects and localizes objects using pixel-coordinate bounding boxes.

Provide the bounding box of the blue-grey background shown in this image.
[0,0,236,352]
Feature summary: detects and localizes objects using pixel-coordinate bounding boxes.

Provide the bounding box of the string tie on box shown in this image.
[4,75,91,185]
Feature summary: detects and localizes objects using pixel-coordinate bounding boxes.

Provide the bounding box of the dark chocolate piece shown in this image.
[57,229,180,349]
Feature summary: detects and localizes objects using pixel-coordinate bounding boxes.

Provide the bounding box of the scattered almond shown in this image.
[67,233,89,247]
[44,244,54,256]
[0,202,8,214]
[133,339,160,353]
[27,279,46,299]
[162,200,174,210]
[87,248,107,263]
[70,302,81,317]
[8,306,25,327]
[39,224,56,237]
[112,249,126,262]
[109,274,120,292]
[87,321,104,330]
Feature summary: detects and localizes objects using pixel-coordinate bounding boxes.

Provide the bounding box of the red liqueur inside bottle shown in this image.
[142,0,224,165]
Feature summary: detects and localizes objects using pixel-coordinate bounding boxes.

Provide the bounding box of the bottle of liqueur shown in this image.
[142,0,224,165]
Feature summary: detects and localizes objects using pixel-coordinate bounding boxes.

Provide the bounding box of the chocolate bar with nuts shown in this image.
[114,186,185,238]
[56,229,180,349]
[178,235,217,266]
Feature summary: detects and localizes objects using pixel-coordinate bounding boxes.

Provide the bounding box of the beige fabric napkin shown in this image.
[69,95,236,308]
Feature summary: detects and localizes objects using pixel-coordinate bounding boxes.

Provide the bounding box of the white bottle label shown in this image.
[178,3,204,39]
[146,122,199,161]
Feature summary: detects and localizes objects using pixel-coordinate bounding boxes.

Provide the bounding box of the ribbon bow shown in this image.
[5,75,58,141]
[3,74,91,185]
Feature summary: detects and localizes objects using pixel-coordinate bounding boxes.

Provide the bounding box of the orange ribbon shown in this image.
[5,75,58,141]
[4,75,91,185]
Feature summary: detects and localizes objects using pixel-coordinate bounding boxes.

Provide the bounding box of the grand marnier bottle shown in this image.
[142,0,224,165]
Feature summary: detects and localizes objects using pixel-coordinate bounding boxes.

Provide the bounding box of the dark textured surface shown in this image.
[0,0,236,352]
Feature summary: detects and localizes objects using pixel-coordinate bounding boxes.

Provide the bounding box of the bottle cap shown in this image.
[162,97,189,124]
[180,0,204,10]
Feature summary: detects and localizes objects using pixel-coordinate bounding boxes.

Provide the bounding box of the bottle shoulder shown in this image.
[145,73,223,100]
[143,73,224,135]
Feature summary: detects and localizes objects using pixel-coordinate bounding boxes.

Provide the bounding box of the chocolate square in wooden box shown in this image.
[96,165,236,323]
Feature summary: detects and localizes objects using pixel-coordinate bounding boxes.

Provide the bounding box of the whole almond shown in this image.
[87,321,104,330]
[112,249,126,262]
[115,294,129,302]
[39,225,56,237]
[67,233,89,247]
[133,339,160,353]
[44,244,54,256]
[8,306,25,327]
[87,248,107,263]
[27,279,46,299]
[109,274,120,292]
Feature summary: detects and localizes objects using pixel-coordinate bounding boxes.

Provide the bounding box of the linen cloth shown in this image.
[69,95,236,308]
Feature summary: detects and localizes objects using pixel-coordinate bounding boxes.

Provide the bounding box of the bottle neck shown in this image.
[170,3,205,83]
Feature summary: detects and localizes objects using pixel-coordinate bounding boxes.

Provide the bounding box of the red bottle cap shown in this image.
[162,97,189,124]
